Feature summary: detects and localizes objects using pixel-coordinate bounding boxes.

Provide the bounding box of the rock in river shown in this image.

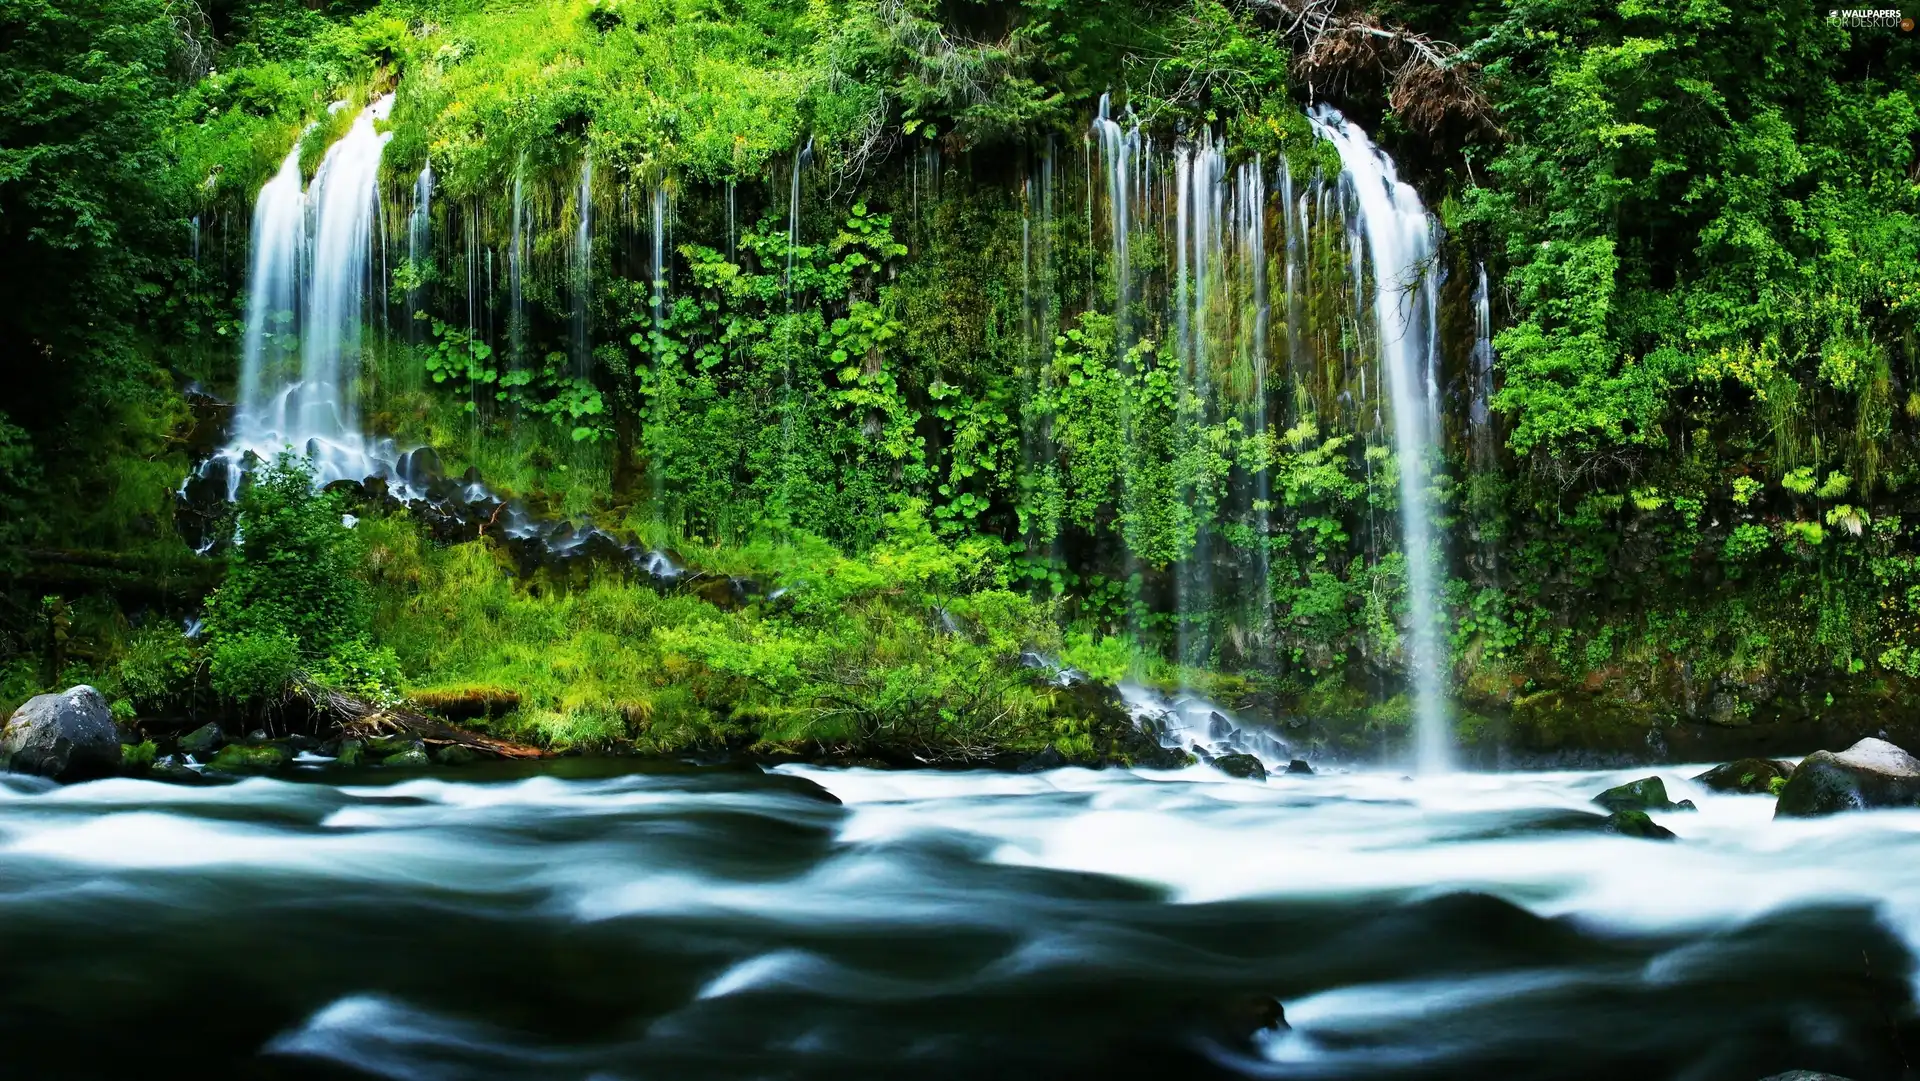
[1601,810,1676,841]
[1775,738,1920,818]
[1,686,121,782]
[1593,776,1695,813]
[178,723,226,759]
[207,742,293,774]
[1694,758,1792,794]
[1211,753,1267,781]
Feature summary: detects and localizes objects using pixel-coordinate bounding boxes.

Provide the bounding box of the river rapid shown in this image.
[2,760,1915,1080]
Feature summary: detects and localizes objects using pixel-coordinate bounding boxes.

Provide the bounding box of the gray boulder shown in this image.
[1775,738,1920,818]
[1,686,121,782]
[178,722,226,759]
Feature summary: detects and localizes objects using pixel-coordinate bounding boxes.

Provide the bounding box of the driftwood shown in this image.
[302,682,546,760]
[1234,0,1500,142]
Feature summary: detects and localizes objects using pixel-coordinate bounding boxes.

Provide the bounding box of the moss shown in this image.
[207,743,293,774]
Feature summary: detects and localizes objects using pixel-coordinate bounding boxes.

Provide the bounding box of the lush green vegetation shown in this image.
[2,0,1917,762]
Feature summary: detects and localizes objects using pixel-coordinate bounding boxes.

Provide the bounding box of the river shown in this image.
[1,760,1913,1079]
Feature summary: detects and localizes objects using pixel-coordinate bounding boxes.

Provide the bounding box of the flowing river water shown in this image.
[2,760,1915,1079]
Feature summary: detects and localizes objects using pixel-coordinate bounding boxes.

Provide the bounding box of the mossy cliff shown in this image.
[2,0,1917,765]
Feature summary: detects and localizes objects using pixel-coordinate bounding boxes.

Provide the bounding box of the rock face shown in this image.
[1694,758,1792,794]
[1593,776,1696,813]
[1601,810,1676,840]
[1211,753,1267,781]
[0,686,121,782]
[1775,738,1920,818]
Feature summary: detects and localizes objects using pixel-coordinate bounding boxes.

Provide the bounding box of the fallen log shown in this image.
[300,681,546,760]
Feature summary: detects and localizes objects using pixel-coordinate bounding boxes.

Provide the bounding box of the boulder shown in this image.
[149,754,217,787]
[1602,810,1676,841]
[1593,776,1696,813]
[1286,758,1314,775]
[377,742,430,768]
[1211,753,1267,781]
[333,739,366,767]
[207,742,293,774]
[1,686,122,782]
[1775,738,1920,818]
[1694,758,1793,794]
[431,743,481,766]
[178,722,226,759]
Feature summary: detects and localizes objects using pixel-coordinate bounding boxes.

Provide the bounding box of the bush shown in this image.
[115,624,200,714]
[209,629,301,703]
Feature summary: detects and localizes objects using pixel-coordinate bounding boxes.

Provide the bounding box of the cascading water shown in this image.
[572,154,594,379]
[211,97,405,498]
[1310,104,1449,772]
[508,166,527,374]
[1470,263,1496,471]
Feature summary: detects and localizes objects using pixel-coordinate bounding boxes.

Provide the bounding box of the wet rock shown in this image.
[334,740,366,767]
[1211,753,1267,781]
[1593,776,1696,813]
[365,733,420,756]
[1207,712,1233,741]
[207,742,293,774]
[149,754,217,786]
[431,743,480,766]
[1,686,121,782]
[377,742,430,768]
[1601,809,1676,840]
[1775,738,1920,818]
[1286,758,1314,775]
[1693,758,1793,794]
[178,723,226,759]
[1017,745,1069,773]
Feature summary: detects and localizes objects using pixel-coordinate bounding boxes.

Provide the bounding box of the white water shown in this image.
[4,762,1916,1079]
[572,154,593,379]
[1310,105,1449,773]
[216,96,406,494]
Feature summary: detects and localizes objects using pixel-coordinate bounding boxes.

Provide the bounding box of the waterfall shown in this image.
[572,154,593,379]
[785,138,813,302]
[1238,158,1274,655]
[1309,104,1449,772]
[231,137,307,493]
[650,186,667,333]
[217,97,400,495]
[1090,94,1138,349]
[508,167,527,374]
[1470,263,1495,471]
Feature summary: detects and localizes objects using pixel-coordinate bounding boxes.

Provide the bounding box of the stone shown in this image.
[1286,758,1314,775]
[431,743,480,766]
[1016,745,1069,773]
[1211,753,1267,781]
[1,686,122,782]
[365,733,419,756]
[206,742,293,774]
[149,754,217,786]
[1693,758,1793,794]
[178,723,226,759]
[1601,809,1676,840]
[1775,738,1920,818]
[1593,776,1695,813]
[334,740,366,767]
[377,742,430,768]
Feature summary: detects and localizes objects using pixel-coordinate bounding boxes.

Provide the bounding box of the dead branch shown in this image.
[1233,0,1500,141]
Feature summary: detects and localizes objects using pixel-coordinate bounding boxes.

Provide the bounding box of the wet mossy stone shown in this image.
[178,722,226,759]
[1212,753,1267,781]
[1,686,122,782]
[1694,758,1793,794]
[1775,738,1920,818]
[376,742,430,768]
[431,743,481,766]
[149,754,219,786]
[1593,776,1695,813]
[1601,810,1676,840]
[334,740,366,767]
[365,733,419,756]
[207,742,293,774]
[1286,758,1314,775]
